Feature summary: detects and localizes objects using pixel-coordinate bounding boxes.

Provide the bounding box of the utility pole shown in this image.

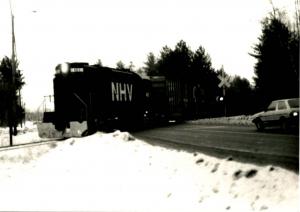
[8,0,17,146]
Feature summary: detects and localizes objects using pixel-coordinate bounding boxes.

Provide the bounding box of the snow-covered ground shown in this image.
[0,122,298,211]
[0,121,41,147]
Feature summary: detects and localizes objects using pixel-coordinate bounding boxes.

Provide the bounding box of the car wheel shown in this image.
[255,119,264,131]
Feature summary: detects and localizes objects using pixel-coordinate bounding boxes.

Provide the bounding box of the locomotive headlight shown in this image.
[61,63,69,74]
[292,111,298,117]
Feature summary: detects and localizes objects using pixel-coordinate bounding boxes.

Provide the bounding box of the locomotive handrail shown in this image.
[73,93,88,122]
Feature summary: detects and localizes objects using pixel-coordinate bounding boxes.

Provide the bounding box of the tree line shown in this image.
[112,10,299,117]
[142,40,256,117]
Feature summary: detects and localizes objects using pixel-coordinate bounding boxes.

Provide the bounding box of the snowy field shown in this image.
[0,122,298,211]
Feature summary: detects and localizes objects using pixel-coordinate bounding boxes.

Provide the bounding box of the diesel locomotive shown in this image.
[38,62,200,138]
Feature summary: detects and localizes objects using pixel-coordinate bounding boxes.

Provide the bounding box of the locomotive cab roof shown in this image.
[55,62,139,76]
[54,62,145,86]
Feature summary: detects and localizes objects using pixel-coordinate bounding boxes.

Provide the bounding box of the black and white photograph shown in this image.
[0,0,299,211]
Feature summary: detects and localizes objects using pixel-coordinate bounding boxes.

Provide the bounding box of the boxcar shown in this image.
[146,76,200,123]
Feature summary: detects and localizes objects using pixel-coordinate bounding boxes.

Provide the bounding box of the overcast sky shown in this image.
[0,0,296,111]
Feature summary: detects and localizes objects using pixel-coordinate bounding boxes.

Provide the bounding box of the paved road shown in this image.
[133,124,299,171]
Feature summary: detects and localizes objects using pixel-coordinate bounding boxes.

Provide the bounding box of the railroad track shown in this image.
[0,137,66,152]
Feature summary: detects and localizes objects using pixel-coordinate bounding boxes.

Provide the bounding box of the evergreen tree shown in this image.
[144,52,159,76]
[157,40,193,79]
[191,46,216,85]
[191,46,219,117]
[0,56,25,127]
[226,76,254,115]
[0,56,24,90]
[251,12,299,108]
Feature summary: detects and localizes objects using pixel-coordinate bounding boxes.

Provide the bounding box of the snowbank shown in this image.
[189,115,255,126]
[0,125,298,211]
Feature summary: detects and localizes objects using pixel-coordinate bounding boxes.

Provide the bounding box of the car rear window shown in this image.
[288,99,299,108]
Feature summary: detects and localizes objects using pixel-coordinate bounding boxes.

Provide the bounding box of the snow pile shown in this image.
[189,115,255,126]
[0,128,298,211]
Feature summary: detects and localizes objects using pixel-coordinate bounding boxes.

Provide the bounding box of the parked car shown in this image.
[252,98,299,131]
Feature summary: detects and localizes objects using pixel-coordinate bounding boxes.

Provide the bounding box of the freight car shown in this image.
[38,62,200,138]
[145,76,200,123]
